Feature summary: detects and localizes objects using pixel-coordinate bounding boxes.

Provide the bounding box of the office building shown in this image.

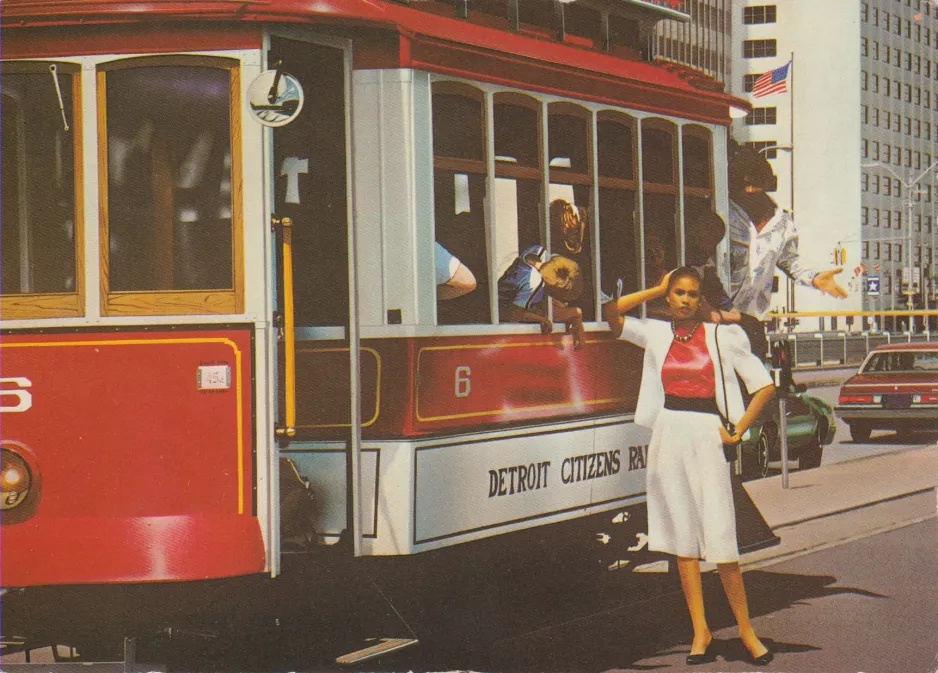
[731,0,938,329]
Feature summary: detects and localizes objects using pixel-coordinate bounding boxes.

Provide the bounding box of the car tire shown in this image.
[800,423,824,470]
[849,421,872,443]
[896,426,916,440]
[743,430,773,480]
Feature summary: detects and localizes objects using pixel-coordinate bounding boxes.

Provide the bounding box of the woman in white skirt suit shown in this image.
[604,267,775,666]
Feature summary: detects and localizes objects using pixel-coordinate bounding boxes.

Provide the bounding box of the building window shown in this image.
[861,70,868,90]
[872,107,880,126]
[746,140,779,158]
[862,104,869,124]
[862,206,869,225]
[885,243,892,262]
[743,5,777,24]
[862,241,869,258]
[745,107,777,125]
[1,62,83,319]
[861,37,869,57]
[873,208,880,227]
[872,73,879,93]
[743,39,777,59]
[744,73,763,92]
[884,210,891,228]
[874,242,880,259]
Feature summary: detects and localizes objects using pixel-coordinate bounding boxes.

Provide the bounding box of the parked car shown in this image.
[738,383,836,480]
[835,343,938,442]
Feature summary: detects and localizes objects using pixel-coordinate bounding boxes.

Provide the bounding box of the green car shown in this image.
[738,384,837,480]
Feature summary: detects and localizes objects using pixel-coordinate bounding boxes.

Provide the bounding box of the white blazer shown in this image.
[619,319,773,430]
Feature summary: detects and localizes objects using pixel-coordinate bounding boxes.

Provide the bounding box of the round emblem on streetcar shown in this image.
[247,69,304,127]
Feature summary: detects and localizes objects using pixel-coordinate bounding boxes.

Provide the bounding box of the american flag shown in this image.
[752,62,791,98]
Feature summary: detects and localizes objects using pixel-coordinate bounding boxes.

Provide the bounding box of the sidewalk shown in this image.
[741,443,938,568]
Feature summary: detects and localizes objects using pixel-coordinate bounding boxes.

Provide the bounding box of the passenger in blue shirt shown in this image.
[498,244,585,349]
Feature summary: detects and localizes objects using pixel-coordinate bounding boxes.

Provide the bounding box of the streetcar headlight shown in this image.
[1,449,32,510]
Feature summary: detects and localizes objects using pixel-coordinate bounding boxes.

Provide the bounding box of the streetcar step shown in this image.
[336,637,418,665]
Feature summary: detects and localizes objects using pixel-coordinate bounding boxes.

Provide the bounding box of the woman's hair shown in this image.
[666,266,702,293]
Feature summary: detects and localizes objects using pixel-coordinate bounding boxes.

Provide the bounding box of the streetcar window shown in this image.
[432,83,491,325]
[681,126,717,267]
[98,56,242,315]
[597,113,639,306]
[1,63,82,318]
[682,126,712,190]
[548,103,593,321]
[493,93,543,323]
[641,119,679,284]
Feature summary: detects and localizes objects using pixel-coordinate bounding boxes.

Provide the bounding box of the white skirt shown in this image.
[646,408,738,563]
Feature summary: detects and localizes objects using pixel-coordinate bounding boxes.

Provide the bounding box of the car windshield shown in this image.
[862,350,938,373]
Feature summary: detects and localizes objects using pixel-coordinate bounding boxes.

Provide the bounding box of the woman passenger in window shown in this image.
[498,245,585,349]
[604,267,776,667]
[550,199,593,321]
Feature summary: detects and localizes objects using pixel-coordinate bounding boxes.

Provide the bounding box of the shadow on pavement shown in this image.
[410,568,889,673]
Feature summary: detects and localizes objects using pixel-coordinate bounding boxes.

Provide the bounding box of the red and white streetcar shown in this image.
[0,0,750,662]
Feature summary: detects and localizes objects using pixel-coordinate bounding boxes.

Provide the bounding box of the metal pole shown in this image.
[788,52,796,314]
[907,190,915,333]
[779,397,789,489]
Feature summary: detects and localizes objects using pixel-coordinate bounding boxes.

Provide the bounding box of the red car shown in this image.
[835,343,938,442]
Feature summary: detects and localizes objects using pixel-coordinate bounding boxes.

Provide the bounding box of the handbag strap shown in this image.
[715,324,730,428]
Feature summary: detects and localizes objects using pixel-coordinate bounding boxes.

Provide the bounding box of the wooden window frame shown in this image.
[432,81,487,176]
[1,61,84,319]
[493,91,543,181]
[640,117,678,194]
[547,102,593,187]
[597,110,638,191]
[681,124,714,199]
[97,55,243,316]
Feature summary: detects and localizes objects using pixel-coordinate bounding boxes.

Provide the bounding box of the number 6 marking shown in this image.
[0,377,33,413]
[455,366,471,398]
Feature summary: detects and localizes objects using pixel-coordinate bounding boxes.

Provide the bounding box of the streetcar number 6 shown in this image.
[455,366,471,398]
[0,377,33,413]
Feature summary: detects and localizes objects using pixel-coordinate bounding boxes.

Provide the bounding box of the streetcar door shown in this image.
[268,37,352,533]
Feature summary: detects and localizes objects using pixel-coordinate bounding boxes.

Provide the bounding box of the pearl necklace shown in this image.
[671,320,701,343]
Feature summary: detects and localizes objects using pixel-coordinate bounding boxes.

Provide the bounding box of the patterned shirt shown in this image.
[728,201,818,319]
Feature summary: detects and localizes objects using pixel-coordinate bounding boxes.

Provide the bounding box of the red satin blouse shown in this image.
[661,325,716,398]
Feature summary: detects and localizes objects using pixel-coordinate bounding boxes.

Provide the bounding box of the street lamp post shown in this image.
[861,160,938,333]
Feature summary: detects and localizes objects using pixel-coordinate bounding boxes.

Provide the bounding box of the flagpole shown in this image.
[789,51,796,314]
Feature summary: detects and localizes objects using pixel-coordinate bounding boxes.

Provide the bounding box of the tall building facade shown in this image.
[731,0,938,328]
